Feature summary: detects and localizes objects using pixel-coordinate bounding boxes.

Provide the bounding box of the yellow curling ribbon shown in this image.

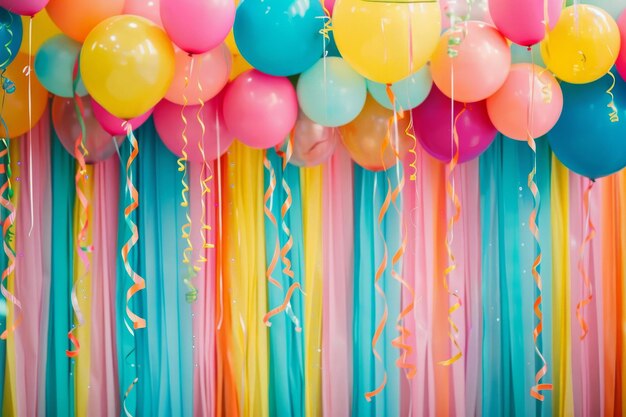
[318,0,332,42]
[606,70,619,123]
[576,180,596,340]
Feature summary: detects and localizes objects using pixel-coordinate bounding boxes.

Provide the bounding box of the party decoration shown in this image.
[166,44,231,105]
[0,0,47,16]
[80,15,175,120]
[296,57,366,128]
[46,0,125,42]
[19,10,60,54]
[0,52,48,138]
[487,64,563,141]
[340,95,411,171]
[288,111,339,167]
[222,70,298,149]
[91,98,152,136]
[52,96,123,163]
[489,0,561,46]
[233,0,323,76]
[367,66,433,111]
[161,0,234,55]
[615,11,626,81]
[431,21,511,103]
[154,97,233,162]
[549,74,626,179]
[0,9,21,68]
[540,5,620,84]
[580,0,626,20]
[34,34,87,97]
[440,0,492,29]
[412,85,496,163]
[333,0,440,84]
[123,0,162,27]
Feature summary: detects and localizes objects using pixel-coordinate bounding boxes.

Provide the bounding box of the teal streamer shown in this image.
[46,117,76,417]
[264,149,305,417]
[480,135,552,417]
[352,165,401,417]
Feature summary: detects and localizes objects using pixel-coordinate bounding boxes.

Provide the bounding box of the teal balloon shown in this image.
[0,8,21,69]
[34,34,87,98]
[510,44,545,67]
[549,73,626,179]
[366,66,432,111]
[576,0,625,19]
[297,57,366,127]
[234,0,324,76]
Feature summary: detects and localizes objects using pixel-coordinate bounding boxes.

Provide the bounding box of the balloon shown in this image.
[333,0,440,84]
[489,0,561,46]
[0,9,21,68]
[222,70,298,149]
[367,65,433,111]
[288,111,339,167]
[324,0,335,15]
[46,0,124,42]
[549,74,626,179]
[580,0,626,20]
[430,21,511,103]
[34,34,87,97]
[297,57,366,128]
[20,10,60,54]
[412,86,497,163]
[91,98,152,136]
[230,53,252,80]
[615,12,626,80]
[340,95,412,171]
[166,44,231,105]
[52,96,123,163]
[80,15,175,120]
[154,97,233,162]
[0,53,48,138]
[510,43,545,67]
[0,0,47,16]
[123,0,162,26]
[440,0,492,29]
[486,64,563,141]
[161,0,234,55]
[540,5,620,84]
[234,0,323,76]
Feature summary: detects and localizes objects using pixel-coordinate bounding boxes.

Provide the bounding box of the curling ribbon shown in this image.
[576,180,595,340]
[121,122,146,330]
[318,0,332,44]
[606,70,619,123]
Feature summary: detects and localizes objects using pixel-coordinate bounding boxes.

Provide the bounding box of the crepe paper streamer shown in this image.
[575,180,596,340]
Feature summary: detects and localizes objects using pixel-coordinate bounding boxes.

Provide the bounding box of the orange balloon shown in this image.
[0,53,48,138]
[340,95,411,171]
[46,0,124,42]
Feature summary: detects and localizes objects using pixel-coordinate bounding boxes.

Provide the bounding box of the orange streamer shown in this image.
[576,180,596,340]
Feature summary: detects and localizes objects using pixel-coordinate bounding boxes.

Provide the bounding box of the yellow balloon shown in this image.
[332,0,441,84]
[0,53,49,138]
[20,10,62,54]
[80,15,175,119]
[540,5,620,84]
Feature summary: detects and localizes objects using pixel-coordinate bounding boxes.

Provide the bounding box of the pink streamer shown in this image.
[189,160,217,416]
[14,114,52,417]
[88,156,121,417]
[322,145,354,417]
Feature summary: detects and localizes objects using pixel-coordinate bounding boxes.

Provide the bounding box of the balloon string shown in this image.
[318,0,332,42]
[576,180,595,340]
[606,70,619,123]
[121,123,146,330]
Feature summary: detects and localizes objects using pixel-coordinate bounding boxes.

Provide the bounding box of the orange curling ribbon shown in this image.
[576,180,596,340]
[122,377,139,417]
[437,106,465,367]
[121,123,146,330]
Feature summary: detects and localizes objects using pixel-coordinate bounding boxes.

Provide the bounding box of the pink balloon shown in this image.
[165,44,232,105]
[489,0,561,46]
[153,96,233,162]
[91,98,153,136]
[289,111,338,167]
[222,70,298,149]
[412,85,497,163]
[161,0,235,55]
[0,0,48,16]
[616,12,626,81]
[440,0,492,29]
[430,21,511,103]
[52,96,124,164]
[123,0,163,26]
[324,0,335,14]
[486,63,563,141]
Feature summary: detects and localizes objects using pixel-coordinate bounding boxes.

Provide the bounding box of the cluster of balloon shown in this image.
[367,66,433,112]
[288,111,339,168]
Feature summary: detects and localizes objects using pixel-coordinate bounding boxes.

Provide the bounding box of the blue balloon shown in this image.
[549,73,626,179]
[34,34,87,98]
[367,65,433,111]
[0,8,21,69]
[234,0,324,76]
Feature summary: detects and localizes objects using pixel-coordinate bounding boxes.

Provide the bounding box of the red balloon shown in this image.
[412,86,497,163]
[616,11,626,81]
[489,0,561,46]
[91,98,153,136]
[0,0,48,16]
